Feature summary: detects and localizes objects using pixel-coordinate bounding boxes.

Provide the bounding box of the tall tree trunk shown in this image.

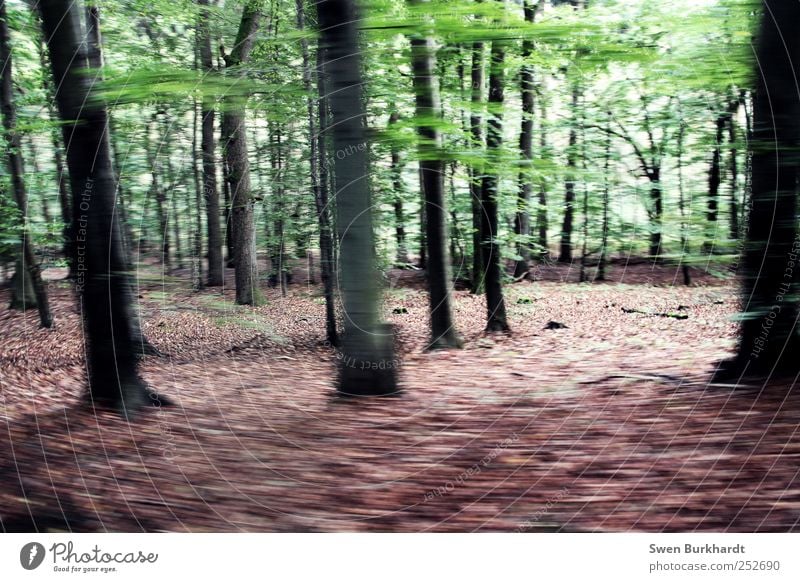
[648,168,663,259]
[146,114,170,268]
[480,35,510,332]
[34,25,74,276]
[728,98,740,240]
[317,0,397,395]
[677,117,691,286]
[409,7,461,349]
[39,0,162,412]
[315,41,338,346]
[469,39,485,293]
[717,0,800,379]
[198,0,222,286]
[536,98,549,260]
[0,2,52,328]
[705,111,726,253]
[513,0,540,279]
[559,86,579,263]
[388,111,409,264]
[597,112,611,282]
[191,97,204,290]
[221,1,262,305]
[164,124,183,269]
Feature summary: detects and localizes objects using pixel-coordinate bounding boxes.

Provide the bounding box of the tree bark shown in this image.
[39,0,161,413]
[315,41,338,346]
[469,39,485,293]
[221,0,263,305]
[409,7,461,349]
[513,0,540,279]
[0,1,52,328]
[317,0,398,395]
[480,36,510,332]
[717,0,800,379]
[198,0,222,286]
[559,87,579,263]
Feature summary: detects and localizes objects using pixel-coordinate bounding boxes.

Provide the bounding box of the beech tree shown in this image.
[38,0,165,413]
[318,0,398,395]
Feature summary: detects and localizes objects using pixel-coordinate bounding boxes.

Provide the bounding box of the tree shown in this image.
[716,0,800,380]
[38,0,164,413]
[0,0,52,328]
[480,24,510,332]
[317,0,398,395]
[513,0,541,279]
[221,0,262,305]
[409,0,461,349]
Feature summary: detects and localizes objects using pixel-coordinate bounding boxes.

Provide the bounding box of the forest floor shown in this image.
[1,258,799,532]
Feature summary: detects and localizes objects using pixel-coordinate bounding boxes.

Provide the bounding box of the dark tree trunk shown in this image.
[480,36,510,332]
[536,99,549,260]
[39,0,162,413]
[559,87,579,263]
[146,114,170,268]
[513,0,540,280]
[317,0,397,395]
[0,2,52,328]
[388,111,409,264]
[649,168,663,259]
[409,13,461,349]
[716,0,800,380]
[191,97,204,291]
[315,42,338,346]
[677,118,691,286]
[221,1,262,305]
[728,98,740,240]
[469,40,485,293]
[199,0,222,286]
[705,112,726,253]
[597,112,611,281]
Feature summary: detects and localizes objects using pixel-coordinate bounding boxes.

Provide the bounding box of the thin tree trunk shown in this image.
[705,111,726,253]
[0,3,52,328]
[388,111,409,264]
[536,98,549,260]
[481,35,510,332]
[559,86,579,263]
[677,117,691,286]
[191,97,204,290]
[198,0,222,286]
[318,0,397,395]
[513,0,540,279]
[597,111,611,281]
[469,39,485,293]
[315,41,338,346]
[728,98,739,240]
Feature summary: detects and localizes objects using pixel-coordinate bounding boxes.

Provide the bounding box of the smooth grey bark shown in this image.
[318,0,397,395]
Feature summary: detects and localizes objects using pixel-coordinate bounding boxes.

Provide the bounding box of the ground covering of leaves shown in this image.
[1,261,798,532]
